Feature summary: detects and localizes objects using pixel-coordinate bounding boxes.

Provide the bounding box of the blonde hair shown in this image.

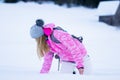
[35,35,50,58]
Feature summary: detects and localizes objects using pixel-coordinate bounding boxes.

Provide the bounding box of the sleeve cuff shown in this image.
[77,67,84,69]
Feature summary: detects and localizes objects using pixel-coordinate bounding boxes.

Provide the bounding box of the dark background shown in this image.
[4,0,115,8]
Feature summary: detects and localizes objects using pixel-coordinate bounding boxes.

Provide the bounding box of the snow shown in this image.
[0,1,120,80]
[97,0,119,15]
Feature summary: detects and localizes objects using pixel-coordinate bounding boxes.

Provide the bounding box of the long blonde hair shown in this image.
[35,35,50,58]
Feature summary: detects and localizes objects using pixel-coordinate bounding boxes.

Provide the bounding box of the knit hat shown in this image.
[30,19,44,38]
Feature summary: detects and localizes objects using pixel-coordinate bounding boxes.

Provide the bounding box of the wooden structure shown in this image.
[99,2,120,27]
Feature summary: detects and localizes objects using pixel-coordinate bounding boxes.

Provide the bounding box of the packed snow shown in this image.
[0,1,120,80]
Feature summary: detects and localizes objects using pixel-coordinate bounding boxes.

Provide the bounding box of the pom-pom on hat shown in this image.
[30,19,44,38]
[36,19,44,26]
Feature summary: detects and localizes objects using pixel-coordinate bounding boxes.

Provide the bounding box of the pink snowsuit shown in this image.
[40,23,87,73]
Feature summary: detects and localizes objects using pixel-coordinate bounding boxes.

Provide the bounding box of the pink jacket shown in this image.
[40,23,87,73]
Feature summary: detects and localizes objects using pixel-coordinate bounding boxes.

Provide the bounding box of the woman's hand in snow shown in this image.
[78,68,84,75]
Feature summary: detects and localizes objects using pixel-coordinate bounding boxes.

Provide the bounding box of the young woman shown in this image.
[30,19,91,75]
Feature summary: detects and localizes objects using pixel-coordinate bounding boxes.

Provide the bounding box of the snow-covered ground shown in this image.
[0,1,120,80]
